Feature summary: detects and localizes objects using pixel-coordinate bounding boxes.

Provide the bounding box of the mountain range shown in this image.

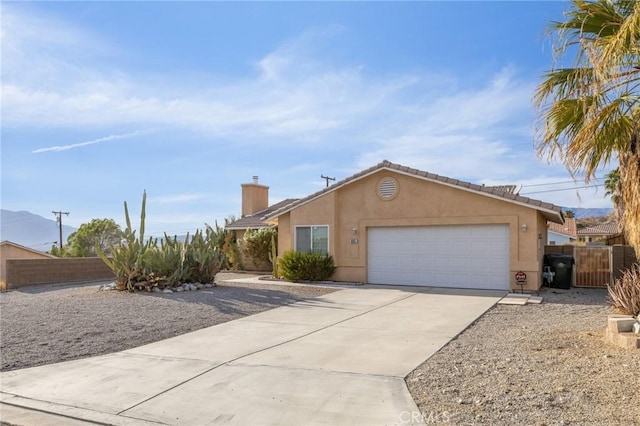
[1,209,77,251]
[563,207,613,219]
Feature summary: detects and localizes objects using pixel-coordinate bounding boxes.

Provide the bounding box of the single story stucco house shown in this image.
[228,160,564,292]
[577,223,619,244]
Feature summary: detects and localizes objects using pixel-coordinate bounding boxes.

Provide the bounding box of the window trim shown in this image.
[294,224,330,255]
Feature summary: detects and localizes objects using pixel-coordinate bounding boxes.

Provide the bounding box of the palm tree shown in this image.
[534,0,640,253]
[604,168,624,227]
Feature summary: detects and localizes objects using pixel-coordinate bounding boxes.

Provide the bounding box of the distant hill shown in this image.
[563,207,613,219]
[0,209,77,251]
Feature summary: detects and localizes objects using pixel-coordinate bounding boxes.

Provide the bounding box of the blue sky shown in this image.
[1,1,615,239]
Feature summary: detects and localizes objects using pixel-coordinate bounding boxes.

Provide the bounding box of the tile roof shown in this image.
[265,160,564,223]
[485,185,518,194]
[577,223,620,235]
[548,218,577,238]
[225,198,299,230]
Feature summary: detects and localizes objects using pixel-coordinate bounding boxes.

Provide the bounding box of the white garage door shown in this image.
[367,225,509,289]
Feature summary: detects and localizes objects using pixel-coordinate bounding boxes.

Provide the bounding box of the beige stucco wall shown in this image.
[277,170,552,291]
[241,183,269,216]
[0,244,55,290]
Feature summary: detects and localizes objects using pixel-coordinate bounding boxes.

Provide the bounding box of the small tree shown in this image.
[48,244,68,257]
[66,218,124,257]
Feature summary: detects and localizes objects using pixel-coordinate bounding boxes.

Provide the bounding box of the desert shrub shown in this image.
[279,250,335,282]
[244,227,277,264]
[207,218,242,270]
[182,228,225,283]
[608,264,640,317]
[99,192,226,291]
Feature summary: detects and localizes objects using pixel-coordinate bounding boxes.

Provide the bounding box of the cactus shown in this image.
[98,191,153,291]
[98,191,226,291]
[268,232,278,278]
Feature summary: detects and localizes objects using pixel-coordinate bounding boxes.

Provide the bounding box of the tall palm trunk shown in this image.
[619,133,640,250]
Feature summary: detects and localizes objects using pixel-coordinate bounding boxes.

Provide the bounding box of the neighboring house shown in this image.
[547,218,577,245]
[225,176,298,239]
[0,241,56,290]
[249,160,563,292]
[577,223,619,244]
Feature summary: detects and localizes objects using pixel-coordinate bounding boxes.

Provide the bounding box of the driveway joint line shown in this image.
[225,361,409,380]
[118,290,419,415]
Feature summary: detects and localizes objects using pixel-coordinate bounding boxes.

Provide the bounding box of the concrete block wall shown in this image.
[3,258,115,290]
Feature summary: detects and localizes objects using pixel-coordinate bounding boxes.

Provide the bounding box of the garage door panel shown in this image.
[367,225,509,290]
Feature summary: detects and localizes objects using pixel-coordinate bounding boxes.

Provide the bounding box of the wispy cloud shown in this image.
[150,193,207,204]
[32,130,152,153]
[7,6,547,187]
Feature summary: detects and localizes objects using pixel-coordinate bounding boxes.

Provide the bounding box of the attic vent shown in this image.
[378,177,398,200]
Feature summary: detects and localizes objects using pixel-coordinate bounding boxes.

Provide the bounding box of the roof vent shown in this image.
[378,177,398,200]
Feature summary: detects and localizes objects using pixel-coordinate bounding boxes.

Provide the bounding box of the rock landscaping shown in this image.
[0,273,336,372]
[406,286,640,425]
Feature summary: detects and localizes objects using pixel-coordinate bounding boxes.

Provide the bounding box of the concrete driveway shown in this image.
[0,283,504,425]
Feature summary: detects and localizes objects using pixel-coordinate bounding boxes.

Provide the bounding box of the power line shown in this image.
[521,184,604,195]
[520,177,603,188]
[52,211,70,249]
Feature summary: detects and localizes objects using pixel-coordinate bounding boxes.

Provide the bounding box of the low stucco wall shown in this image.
[3,258,115,290]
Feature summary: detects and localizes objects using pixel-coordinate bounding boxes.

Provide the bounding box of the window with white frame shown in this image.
[295,225,329,255]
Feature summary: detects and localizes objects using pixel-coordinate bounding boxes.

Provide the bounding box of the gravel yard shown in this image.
[407,287,640,425]
[0,273,335,372]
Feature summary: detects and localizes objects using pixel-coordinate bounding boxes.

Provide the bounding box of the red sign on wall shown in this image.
[515,271,527,283]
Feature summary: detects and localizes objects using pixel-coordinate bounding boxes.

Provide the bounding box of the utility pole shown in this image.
[52,211,70,250]
[321,174,335,188]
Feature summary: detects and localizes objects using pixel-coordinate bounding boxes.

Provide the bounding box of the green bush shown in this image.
[279,250,335,282]
[608,264,640,317]
[244,227,277,263]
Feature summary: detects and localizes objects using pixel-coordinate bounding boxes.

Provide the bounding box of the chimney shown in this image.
[241,176,269,217]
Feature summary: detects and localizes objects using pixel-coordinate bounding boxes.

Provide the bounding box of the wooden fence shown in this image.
[544,245,637,288]
[574,246,611,288]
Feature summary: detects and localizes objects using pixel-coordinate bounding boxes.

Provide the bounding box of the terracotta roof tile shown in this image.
[486,185,518,194]
[225,198,298,230]
[577,223,619,235]
[548,218,577,238]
